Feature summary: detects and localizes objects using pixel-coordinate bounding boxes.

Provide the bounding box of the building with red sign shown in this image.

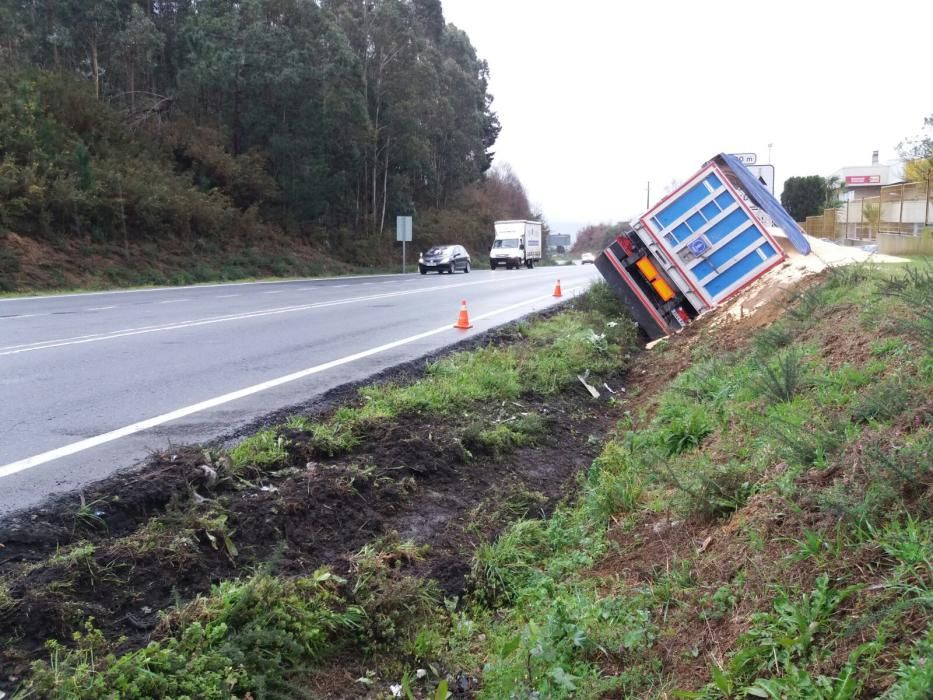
[833,151,902,201]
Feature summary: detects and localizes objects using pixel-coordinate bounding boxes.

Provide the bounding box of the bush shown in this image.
[25,571,363,699]
[656,402,714,456]
[755,347,806,404]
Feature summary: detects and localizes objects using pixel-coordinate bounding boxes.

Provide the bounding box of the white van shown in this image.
[489,220,543,270]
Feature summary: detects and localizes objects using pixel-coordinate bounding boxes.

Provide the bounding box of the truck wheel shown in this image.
[526,259,534,269]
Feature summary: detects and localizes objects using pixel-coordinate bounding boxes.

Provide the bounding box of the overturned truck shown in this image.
[596,153,812,340]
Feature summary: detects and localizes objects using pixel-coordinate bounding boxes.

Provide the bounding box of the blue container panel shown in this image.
[692,260,715,279]
[701,201,720,221]
[715,192,734,209]
[655,181,712,227]
[686,212,706,232]
[705,174,722,190]
[670,223,691,243]
[705,208,749,244]
[703,249,772,298]
[707,226,762,268]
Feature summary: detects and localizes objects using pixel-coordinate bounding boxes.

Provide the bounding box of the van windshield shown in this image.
[493,239,520,248]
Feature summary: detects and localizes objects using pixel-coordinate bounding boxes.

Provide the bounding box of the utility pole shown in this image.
[925,167,931,227]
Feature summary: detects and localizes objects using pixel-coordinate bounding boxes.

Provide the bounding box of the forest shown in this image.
[0,0,535,290]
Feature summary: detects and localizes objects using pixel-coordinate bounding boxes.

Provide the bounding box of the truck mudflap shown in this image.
[595,238,694,341]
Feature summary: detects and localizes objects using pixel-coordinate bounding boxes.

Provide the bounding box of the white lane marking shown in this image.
[263,290,284,295]
[0,277,518,356]
[334,285,349,288]
[217,294,240,299]
[0,288,584,478]
[158,299,189,305]
[0,272,421,303]
[86,306,117,311]
[0,313,48,321]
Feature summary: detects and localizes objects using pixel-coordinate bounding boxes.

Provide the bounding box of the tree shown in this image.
[899,115,933,186]
[781,176,827,221]
[824,174,844,209]
[113,4,163,113]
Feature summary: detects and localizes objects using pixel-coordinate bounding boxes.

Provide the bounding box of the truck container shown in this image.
[490,220,543,269]
[596,153,811,339]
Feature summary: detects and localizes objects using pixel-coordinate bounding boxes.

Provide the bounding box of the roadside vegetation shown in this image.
[0,1,548,293]
[1,265,930,698]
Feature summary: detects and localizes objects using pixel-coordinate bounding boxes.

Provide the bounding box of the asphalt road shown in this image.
[0,265,600,516]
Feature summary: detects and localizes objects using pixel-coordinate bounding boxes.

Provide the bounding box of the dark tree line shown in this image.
[0,0,500,234]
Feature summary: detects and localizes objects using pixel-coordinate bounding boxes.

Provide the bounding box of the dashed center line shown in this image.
[86,306,117,311]
[217,294,240,298]
[158,299,189,305]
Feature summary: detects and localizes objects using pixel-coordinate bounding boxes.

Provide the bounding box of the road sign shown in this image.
[396,216,413,273]
[396,216,412,242]
[731,152,757,165]
[747,164,775,194]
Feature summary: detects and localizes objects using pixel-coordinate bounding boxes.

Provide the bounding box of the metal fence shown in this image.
[799,181,932,243]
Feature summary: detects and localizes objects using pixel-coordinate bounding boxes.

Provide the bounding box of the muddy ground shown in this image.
[0,312,628,693]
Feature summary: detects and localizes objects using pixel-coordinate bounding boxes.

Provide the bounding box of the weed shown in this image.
[0,576,15,615]
[767,412,847,470]
[755,347,805,404]
[870,337,907,357]
[880,624,933,699]
[25,570,363,699]
[582,440,643,521]
[696,574,861,697]
[652,450,753,522]
[228,429,289,472]
[470,520,550,606]
[73,493,108,533]
[349,536,440,652]
[657,402,714,456]
[571,279,628,321]
[820,431,932,525]
[308,420,359,457]
[752,322,794,357]
[462,413,546,459]
[878,260,933,346]
[851,374,912,423]
[468,481,548,533]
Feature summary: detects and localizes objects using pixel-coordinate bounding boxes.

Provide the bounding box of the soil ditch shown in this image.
[0,311,629,692]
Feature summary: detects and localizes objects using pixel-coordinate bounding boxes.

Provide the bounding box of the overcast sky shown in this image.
[442,0,932,236]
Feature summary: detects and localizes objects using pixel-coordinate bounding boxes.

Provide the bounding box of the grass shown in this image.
[9,263,932,698]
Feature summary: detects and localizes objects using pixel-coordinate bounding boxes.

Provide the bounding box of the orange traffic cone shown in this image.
[553,279,562,297]
[454,299,473,329]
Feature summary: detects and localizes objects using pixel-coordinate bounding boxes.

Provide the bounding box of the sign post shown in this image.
[396,216,412,273]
